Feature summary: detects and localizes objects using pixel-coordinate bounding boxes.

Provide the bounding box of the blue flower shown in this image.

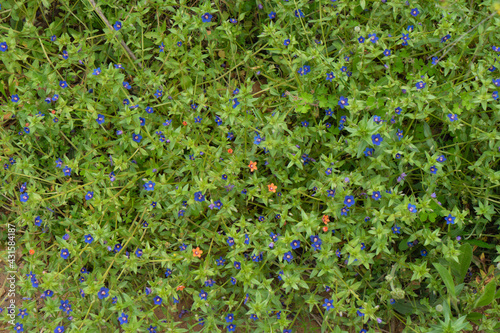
[0,42,8,52]
[19,182,27,193]
[194,116,202,123]
[441,34,451,43]
[295,9,304,18]
[410,8,420,17]
[98,287,109,299]
[62,50,68,59]
[118,312,128,325]
[448,114,458,122]
[432,57,439,65]
[269,12,276,19]
[228,324,236,332]
[113,21,122,30]
[368,33,379,43]
[421,249,428,257]
[232,98,240,109]
[60,249,70,259]
[229,18,237,24]
[430,165,437,174]
[59,81,68,88]
[96,114,105,124]
[493,79,500,87]
[372,134,383,146]
[254,134,263,145]
[154,296,162,305]
[11,94,20,102]
[215,200,223,209]
[284,39,290,46]
[154,89,163,98]
[201,13,213,23]
[92,68,101,75]
[291,240,301,249]
[396,129,403,140]
[216,256,226,266]
[344,195,355,207]
[132,133,142,143]
[234,261,241,269]
[364,147,374,157]
[384,49,391,56]
[144,181,155,191]
[326,72,335,81]
[20,193,29,203]
[323,299,334,311]
[445,214,456,224]
[283,251,293,263]
[159,42,165,52]
[227,237,235,246]
[34,216,43,226]
[408,203,417,213]
[392,225,401,234]
[225,313,234,323]
[492,91,498,100]
[358,36,365,43]
[135,248,143,257]
[84,234,93,244]
[416,81,426,89]
[338,96,348,108]
[85,191,94,200]
[194,191,205,202]
[401,33,410,45]
[17,308,28,319]
[372,191,381,200]
[146,106,154,114]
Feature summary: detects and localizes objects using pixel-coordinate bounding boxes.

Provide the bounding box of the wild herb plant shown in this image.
[1,0,500,332]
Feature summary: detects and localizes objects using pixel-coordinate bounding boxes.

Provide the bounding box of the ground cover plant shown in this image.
[1,0,500,332]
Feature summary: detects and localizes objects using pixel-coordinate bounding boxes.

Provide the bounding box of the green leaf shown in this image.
[474,281,496,308]
[450,243,472,284]
[433,263,456,297]
[463,239,495,249]
[466,312,483,324]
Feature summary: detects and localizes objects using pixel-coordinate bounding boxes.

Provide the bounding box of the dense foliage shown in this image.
[1,0,500,332]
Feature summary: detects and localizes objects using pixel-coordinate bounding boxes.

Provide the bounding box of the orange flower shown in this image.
[268,183,277,193]
[182,121,187,126]
[322,226,328,232]
[193,247,203,258]
[51,110,56,114]
[29,249,35,255]
[322,215,330,224]
[176,285,185,291]
[228,148,233,154]
[248,161,257,172]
